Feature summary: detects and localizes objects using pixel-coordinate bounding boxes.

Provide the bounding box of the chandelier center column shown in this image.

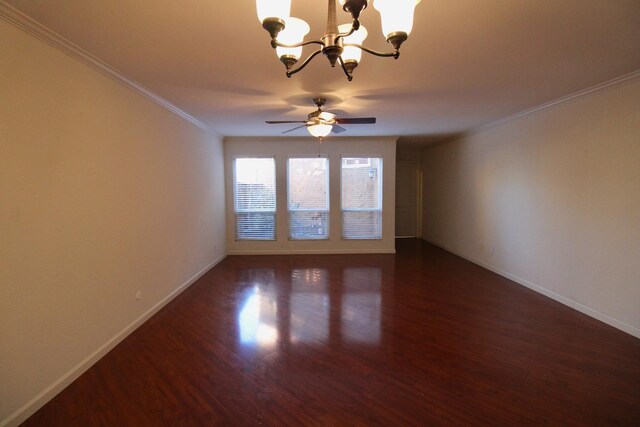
[322,0,343,67]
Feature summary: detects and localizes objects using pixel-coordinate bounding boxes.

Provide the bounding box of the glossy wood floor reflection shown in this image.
[24,240,640,426]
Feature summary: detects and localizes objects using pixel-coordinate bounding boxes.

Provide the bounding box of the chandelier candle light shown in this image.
[256,0,421,81]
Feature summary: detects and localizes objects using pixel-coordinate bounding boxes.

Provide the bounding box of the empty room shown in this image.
[1,1,639,425]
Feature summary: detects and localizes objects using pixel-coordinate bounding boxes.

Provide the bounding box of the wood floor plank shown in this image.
[22,239,640,426]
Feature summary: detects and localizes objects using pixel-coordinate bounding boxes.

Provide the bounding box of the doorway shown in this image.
[395,159,421,238]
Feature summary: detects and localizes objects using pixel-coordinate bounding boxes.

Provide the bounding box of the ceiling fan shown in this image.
[266,98,376,138]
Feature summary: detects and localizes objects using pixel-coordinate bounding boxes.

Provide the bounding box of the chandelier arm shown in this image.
[335,19,359,42]
[337,56,354,81]
[345,43,400,59]
[286,49,324,77]
[271,39,324,49]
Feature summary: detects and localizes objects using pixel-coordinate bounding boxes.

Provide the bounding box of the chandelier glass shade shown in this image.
[256,0,420,80]
[374,0,420,38]
[339,23,368,64]
[275,17,310,61]
[256,0,291,23]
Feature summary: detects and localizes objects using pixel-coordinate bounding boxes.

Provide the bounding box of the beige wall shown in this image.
[421,76,640,337]
[225,137,397,254]
[0,19,226,425]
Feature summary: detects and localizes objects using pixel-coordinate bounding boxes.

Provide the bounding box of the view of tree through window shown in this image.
[341,157,383,240]
[288,157,329,240]
[234,158,276,240]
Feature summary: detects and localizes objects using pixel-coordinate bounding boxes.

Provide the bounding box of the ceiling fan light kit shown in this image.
[266,98,376,140]
[256,0,421,81]
[307,123,334,138]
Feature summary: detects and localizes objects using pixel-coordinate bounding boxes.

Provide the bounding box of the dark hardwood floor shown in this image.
[23,239,640,426]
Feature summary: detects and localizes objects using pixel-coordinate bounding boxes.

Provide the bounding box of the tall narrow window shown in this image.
[341,157,383,240]
[234,158,276,240]
[288,157,329,240]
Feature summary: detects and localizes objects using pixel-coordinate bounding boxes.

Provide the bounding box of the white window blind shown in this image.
[341,157,383,240]
[288,157,329,240]
[234,158,276,240]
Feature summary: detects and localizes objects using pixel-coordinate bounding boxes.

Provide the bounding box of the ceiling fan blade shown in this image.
[281,124,308,134]
[335,117,377,125]
[266,120,308,124]
[332,124,347,134]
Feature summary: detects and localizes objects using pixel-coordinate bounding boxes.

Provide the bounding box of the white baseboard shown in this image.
[228,248,396,255]
[1,253,227,427]
[422,239,640,340]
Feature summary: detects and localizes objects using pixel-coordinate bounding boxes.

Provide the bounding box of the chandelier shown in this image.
[256,0,421,81]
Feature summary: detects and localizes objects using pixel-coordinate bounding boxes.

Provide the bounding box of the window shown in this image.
[233,158,276,240]
[341,157,383,240]
[288,157,329,240]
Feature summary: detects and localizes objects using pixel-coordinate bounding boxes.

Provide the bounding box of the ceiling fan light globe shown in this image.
[374,0,421,38]
[256,0,291,23]
[339,24,368,63]
[275,17,310,60]
[308,123,333,138]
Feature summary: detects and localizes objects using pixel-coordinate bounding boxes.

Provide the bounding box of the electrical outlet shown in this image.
[135,291,142,300]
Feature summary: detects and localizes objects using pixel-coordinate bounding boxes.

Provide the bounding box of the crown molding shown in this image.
[0,1,209,131]
[473,69,640,134]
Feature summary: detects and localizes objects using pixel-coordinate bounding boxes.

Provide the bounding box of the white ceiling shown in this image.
[6,0,640,144]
